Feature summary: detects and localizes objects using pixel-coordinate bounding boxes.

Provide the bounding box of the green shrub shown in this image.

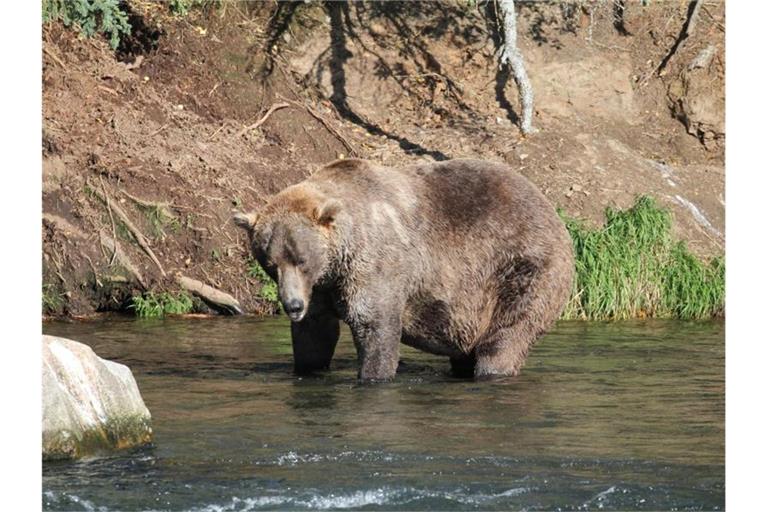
[42,0,131,49]
[130,291,194,318]
[561,196,724,320]
[247,259,279,305]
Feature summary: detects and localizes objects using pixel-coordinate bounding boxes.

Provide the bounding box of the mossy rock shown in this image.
[42,336,153,461]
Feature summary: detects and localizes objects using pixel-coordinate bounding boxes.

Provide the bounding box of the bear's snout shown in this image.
[284,298,305,321]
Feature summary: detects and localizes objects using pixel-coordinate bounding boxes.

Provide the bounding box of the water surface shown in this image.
[42,317,724,511]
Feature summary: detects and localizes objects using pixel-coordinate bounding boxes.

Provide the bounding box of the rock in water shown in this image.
[42,335,152,460]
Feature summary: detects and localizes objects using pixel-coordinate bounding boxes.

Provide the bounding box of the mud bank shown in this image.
[42,1,724,318]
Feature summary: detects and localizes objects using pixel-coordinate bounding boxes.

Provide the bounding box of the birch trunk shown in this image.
[498,0,535,134]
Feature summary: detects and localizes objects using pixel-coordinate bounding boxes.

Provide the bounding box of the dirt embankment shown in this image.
[42,1,725,318]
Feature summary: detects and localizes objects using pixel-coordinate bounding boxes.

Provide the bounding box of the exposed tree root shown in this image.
[90,180,166,276]
[235,102,290,138]
[279,95,359,157]
[99,232,147,289]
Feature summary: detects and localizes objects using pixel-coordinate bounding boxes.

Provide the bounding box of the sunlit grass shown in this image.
[130,291,194,318]
[560,196,724,320]
[247,259,280,307]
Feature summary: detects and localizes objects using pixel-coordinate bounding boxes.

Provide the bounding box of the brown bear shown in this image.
[234,158,574,381]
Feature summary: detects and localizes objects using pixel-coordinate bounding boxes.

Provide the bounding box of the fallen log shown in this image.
[177,274,243,315]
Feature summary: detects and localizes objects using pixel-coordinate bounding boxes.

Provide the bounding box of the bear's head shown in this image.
[233,187,343,322]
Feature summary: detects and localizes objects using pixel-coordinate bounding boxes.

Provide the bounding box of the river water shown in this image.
[42,317,724,511]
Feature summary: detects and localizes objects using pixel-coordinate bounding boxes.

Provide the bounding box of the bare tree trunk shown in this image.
[498,0,534,135]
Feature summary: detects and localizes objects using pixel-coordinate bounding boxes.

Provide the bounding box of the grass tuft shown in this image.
[130,291,194,318]
[43,283,65,315]
[247,259,280,307]
[168,0,221,17]
[137,204,180,239]
[560,196,724,320]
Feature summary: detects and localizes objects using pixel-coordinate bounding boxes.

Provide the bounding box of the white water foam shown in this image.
[273,450,401,466]
[581,485,623,510]
[190,485,532,512]
[43,490,106,512]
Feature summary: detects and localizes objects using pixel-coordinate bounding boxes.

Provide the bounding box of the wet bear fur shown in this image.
[234,158,574,381]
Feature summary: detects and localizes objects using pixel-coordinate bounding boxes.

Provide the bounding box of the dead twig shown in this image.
[43,47,66,69]
[208,81,222,97]
[207,121,230,141]
[700,4,725,32]
[148,123,168,138]
[235,102,290,138]
[97,85,119,97]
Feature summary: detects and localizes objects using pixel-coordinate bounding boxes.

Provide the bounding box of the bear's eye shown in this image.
[296,257,307,267]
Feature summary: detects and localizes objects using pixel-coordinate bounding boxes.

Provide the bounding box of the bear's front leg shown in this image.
[350,313,402,382]
[290,314,340,374]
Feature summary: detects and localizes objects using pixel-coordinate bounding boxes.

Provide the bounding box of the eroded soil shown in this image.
[42,1,725,317]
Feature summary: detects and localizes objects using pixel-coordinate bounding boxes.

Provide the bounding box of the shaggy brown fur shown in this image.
[234,158,574,381]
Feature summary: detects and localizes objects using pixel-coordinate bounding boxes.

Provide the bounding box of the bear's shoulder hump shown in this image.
[322,158,371,173]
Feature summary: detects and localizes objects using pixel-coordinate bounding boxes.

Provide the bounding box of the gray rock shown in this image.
[42,335,152,460]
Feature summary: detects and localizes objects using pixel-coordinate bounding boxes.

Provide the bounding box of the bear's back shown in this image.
[311,158,560,240]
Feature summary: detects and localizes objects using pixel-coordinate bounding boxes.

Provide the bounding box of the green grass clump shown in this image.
[168,0,220,17]
[42,0,131,50]
[561,196,724,320]
[130,291,194,318]
[138,204,180,239]
[247,259,279,305]
[42,283,64,315]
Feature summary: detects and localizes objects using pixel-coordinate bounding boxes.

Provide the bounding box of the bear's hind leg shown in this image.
[474,256,570,379]
[474,327,533,378]
[291,314,340,374]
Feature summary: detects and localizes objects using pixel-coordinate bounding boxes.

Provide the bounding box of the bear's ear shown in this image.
[313,199,342,227]
[232,212,258,231]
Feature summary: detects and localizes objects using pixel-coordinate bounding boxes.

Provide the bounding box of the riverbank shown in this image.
[42,1,725,320]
